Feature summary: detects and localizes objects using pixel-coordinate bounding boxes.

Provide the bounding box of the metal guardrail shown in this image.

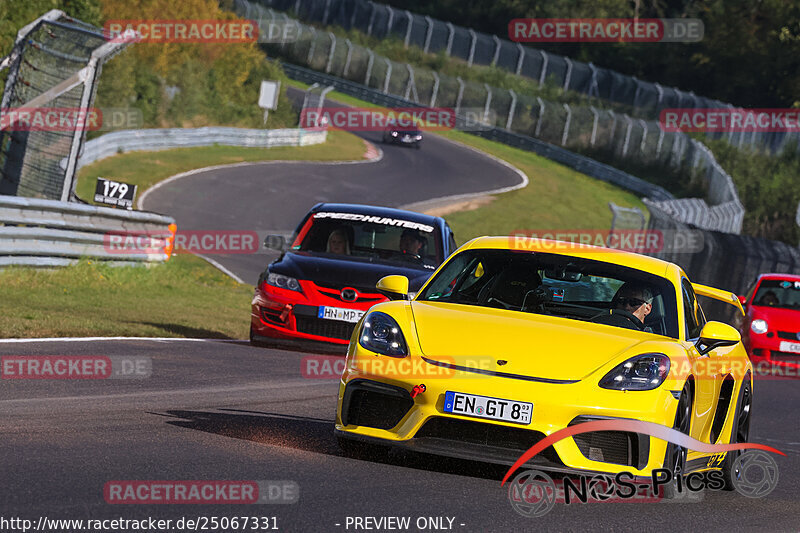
[281,61,675,202]
[75,127,328,169]
[0,196,176,267]
[243,1,745,233]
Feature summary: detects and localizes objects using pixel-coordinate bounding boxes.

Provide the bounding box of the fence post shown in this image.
[467,29,477,66]
[365,49,374,86]
[349,1,359,28]
[608,111,618,149]
[322,0,332,25]
[342,39,353,77]
[538,50,548,86]
[404,10,413,48]
[430,71,439,107]
[563,57,572,92]
[306,27,317,65]
[639,119,648,153]
[445,22,455,56]
[506,89,517,130]
[385,5,395,36]
[515,43,525,75]
[655,83,663,109]
[587,62,599,98]
[294,0,301,17]
[325,32,336,74]
[590,106,599,146]
[455,76,465,114]
[424,16,434,53]
[535,97,545,137]
[367,2,377,36]
[405,63,418,102]
[621,114,633,156]
[383,58,392,93]
[491,35,501,66]
[561,104,572,146]
[483,83,492,123]
[301,82,319,111]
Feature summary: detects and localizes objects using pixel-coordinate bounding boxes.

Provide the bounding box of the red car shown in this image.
[739,273,800,370]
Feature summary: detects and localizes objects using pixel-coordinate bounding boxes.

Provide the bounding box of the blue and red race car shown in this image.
[250,203,457,348]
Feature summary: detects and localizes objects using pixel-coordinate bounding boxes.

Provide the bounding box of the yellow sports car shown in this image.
[335,237,752,492]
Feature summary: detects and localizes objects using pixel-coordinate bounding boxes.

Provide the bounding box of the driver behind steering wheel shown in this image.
[593,283,654,331]
[399,229,426,260]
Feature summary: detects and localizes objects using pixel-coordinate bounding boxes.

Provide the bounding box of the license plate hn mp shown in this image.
[318,306,364,323]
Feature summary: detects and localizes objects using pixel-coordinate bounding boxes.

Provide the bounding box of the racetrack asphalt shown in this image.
[141,87,524,285]
[1,338,798,531]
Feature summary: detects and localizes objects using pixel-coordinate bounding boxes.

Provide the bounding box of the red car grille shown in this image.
[770,351,800,362]
[777,331,800,340]
[295,316,355,341]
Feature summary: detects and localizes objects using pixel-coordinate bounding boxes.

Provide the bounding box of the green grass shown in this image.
[435,130,647,244]
[0,255,252,339]
[1,129,367,339]
[76,130,366,204]
[286,80,646,244]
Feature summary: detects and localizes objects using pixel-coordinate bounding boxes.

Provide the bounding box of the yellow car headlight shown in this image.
[359,311,408,357]
[599,353,670,391]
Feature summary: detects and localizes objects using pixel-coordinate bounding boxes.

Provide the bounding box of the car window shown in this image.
[418,249,680,338]
[681,278,706,339]
[752,279,800,310]
[290,211,443,267]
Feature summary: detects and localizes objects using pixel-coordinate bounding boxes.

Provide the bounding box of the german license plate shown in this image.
[318,306,364,323]
[779,341,800,354]
[443,391,532,425]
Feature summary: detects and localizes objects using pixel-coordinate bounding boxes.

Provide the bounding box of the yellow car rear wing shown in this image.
[692,283,745,316]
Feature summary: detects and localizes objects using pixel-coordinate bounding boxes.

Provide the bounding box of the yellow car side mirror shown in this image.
[696,321,741,355]
[376,275,409,301]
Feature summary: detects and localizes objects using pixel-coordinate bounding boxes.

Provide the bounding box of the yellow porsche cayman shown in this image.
[335,237,753,489]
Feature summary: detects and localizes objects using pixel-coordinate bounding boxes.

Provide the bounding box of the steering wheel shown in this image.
[590,309,643,330]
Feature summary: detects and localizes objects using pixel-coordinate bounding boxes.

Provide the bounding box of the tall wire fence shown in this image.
[237,0,744,234]
[249,0,800,157]
[0,10,131,201]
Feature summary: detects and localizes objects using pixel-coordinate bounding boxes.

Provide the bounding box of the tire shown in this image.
[662,381,693,499]
[721,375,753,490]
[336,436,388,461]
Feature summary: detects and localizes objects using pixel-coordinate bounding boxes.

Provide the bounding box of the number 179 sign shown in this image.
[94,177,137,209]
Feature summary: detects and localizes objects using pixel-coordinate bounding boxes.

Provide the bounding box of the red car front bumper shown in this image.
[250,280,387,345]
[744,332,800,370]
